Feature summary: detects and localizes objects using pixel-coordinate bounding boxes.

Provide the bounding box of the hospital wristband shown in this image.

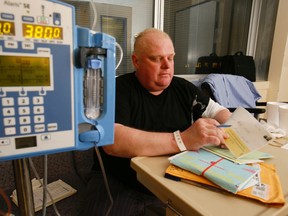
[173,130,187,151]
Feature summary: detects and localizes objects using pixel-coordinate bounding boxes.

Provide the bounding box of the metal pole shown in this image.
[12,158,35,216]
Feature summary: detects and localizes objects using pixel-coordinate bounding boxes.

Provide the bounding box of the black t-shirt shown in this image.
[97,72,210,192]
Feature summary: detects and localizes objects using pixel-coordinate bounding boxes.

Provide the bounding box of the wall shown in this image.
[179,0,287,103]
[70,0,286,101]
[267,0,288,101]
[91,0,153,47]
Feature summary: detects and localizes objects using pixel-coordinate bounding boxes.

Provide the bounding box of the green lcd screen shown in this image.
[0,55,51,87]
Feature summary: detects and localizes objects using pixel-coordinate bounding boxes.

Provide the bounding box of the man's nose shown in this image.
[161,58,171,68]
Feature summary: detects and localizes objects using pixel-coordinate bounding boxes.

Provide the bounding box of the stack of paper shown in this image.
[169,149,259,193]
[219,107,272,158]
[165,163,285,205]
[203,145,273,164]
[165,107,285,204]
[11,178,77,212]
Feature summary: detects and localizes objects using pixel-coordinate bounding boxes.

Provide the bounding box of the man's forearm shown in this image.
[102,123,179,158]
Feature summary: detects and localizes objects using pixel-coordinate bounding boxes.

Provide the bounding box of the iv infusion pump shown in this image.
[0,0,116,161]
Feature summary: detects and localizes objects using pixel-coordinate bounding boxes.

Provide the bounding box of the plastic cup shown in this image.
[266,102,287,127]
[279,104,288,133]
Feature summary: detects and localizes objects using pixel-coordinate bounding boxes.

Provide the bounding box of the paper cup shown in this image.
[279,104,288,133]
[266,102,287,127]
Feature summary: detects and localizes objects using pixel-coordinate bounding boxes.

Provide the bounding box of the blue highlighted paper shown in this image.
[169,149,260,193]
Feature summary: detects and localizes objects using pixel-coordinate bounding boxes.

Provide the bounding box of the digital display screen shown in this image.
[23,23,63,40]
[0,20,15,36]
[0,55,51,87]
[15,136,37,149]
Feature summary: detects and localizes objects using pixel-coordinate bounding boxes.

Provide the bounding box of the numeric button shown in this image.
[18,97,29,106]
[33,106,44,114]
[34,115,45,124]
[3,108,15,116]
[2,98,14,106]
[4,117,16,126]
[19,116,31,125]
[20,126,31,134]
[18,107,30,115]
[33,96,44,105]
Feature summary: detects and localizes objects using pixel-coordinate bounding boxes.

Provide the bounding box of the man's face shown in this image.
[132,35,175,95]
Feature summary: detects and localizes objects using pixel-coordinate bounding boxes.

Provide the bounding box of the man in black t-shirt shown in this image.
[80,28,231,216]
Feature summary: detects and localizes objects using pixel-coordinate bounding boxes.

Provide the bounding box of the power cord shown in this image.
[94,146,114,216]
[0,187,12,216]
[42,155,47,216]
[28,157,61,216]
[71,151,88,185]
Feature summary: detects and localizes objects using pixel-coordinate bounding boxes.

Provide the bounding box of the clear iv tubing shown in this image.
[115,42,123,70]
[90,0,97,31]
[99,39,123,70]
[89,0,123,70]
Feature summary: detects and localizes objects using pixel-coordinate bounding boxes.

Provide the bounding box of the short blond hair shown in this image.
[133,28,172,55]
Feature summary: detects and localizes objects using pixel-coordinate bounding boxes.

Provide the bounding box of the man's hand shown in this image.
[180,118,229,150]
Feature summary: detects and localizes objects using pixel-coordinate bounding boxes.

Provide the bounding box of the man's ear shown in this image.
[132,54,139,69]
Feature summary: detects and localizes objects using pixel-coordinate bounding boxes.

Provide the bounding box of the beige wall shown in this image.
[267,0,288,102]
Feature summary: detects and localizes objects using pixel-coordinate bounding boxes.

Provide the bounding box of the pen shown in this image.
[181,179,228,194]
[216,124,231,128]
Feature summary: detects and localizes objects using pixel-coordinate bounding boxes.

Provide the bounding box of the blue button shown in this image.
[1,13,14,20]
[22,16,34,23]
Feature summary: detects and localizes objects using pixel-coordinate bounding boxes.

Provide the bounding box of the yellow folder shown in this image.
[165,162,285,205]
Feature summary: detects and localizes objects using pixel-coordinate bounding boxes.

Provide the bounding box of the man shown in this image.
[80,28,231,216]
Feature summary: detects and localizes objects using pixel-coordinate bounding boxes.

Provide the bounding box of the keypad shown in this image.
[1,96,53,136]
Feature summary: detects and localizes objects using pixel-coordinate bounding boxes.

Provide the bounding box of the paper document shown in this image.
[222,107,272,158]
[165,163,285,205]
[11,178,77,212]
[169,149,260,193]
[203,145,273,164]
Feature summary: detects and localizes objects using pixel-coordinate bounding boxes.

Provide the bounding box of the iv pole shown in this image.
[12,158,35,216]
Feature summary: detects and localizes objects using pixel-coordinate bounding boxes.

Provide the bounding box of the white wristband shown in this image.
[173,130,187,151]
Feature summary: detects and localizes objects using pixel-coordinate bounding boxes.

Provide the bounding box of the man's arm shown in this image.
[202,99,232,123]
[103,115,230,158]
[102,123,179,158]
[213,108,232,124]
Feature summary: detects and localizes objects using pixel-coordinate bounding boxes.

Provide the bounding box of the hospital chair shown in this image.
[194,74,266,119]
